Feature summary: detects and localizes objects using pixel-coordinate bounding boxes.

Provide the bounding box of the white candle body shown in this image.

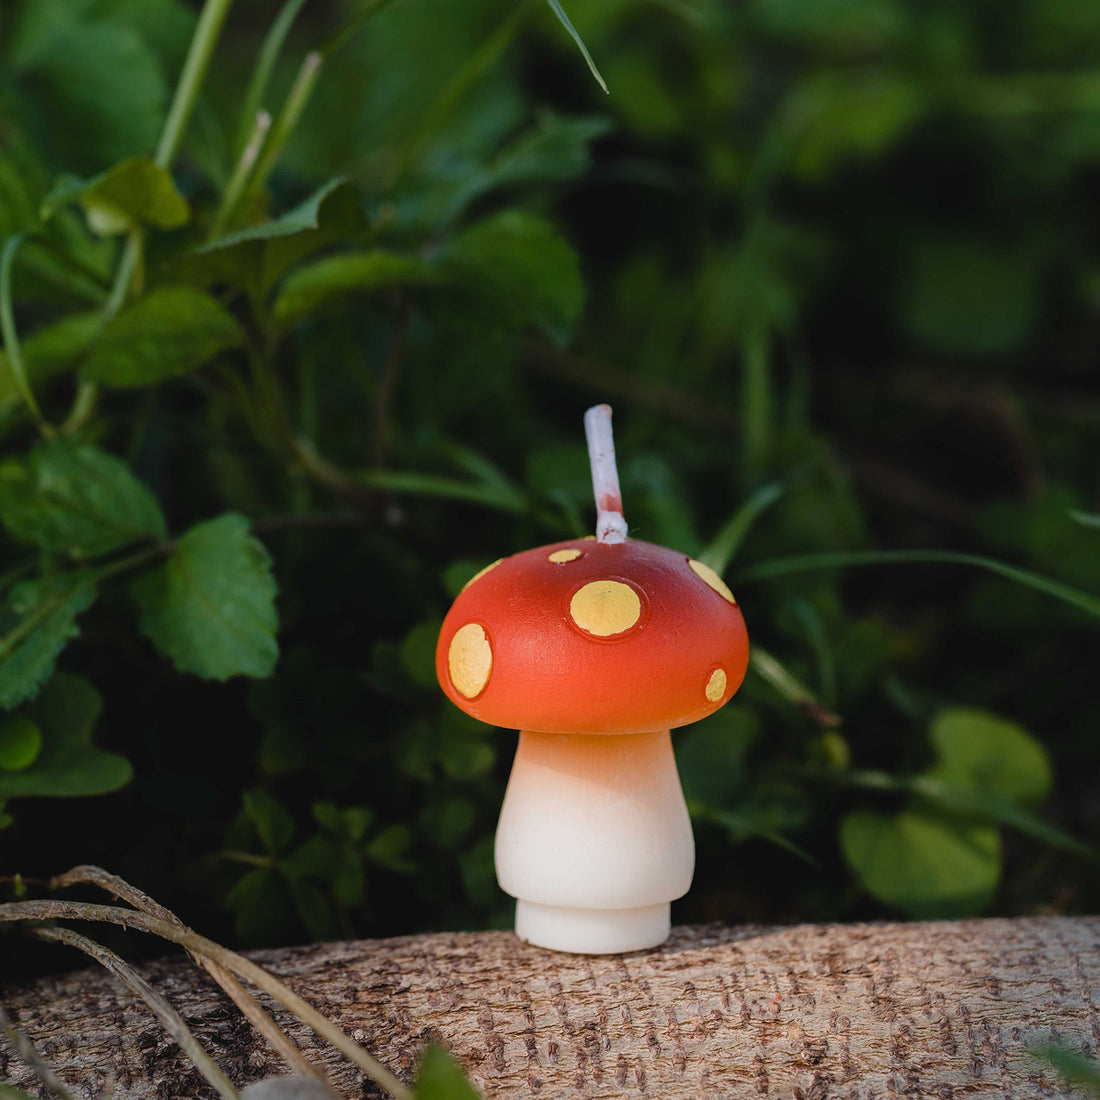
[495,729,695,953]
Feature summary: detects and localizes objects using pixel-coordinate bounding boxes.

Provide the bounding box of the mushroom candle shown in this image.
[436,406,749,953]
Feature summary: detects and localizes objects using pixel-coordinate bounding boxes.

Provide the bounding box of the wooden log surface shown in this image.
[2,917,1100,1099]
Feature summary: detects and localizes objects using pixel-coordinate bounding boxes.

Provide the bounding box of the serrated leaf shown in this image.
[243,789,296,853]
[132,513,278,680]
[928,708,1053,810]
[840,808,1001,918]
[194,178,368,295]
[0,312,101,417]
[41,157,190,235]
[416,1044,484,1100]
[0,717,42,770]
[0,575,97,710]
[273,251,437,326]
[440,210,584,345]
[0,440,166,557]
[0,673,130,799]
[82,287,244,388]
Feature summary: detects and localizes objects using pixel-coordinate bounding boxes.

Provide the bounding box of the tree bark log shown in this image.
[2,917,1099,1099]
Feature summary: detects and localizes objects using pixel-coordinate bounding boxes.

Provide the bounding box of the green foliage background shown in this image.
[1,0,1098,972]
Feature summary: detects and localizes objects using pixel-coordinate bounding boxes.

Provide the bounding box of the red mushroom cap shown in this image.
[436,537,750,735]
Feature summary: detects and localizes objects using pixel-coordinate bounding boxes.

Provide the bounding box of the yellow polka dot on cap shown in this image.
[688,559,737,605]
[448,623,492,698]
[569,580,642,637]
[705,667,727,703]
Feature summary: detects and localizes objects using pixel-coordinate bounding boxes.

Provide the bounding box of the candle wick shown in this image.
[583,404,628,545]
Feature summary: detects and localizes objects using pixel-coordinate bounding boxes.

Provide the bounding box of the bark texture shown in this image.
[2,917,1099,1099]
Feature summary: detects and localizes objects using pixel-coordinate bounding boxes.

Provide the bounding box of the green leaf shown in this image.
[13,15,168,169]
[1035,1045,1100,1095]
[440,210,584,345]
[332,846,365,905]
[0,312,101,418]
[273,251,438,327]
[0,575,97,710]
[0,440,166,557]
[419,795,477,849]
[243,789,296,853]
[41,157,190,235]
[0,673,131,799]
[400,619,444,690]
[0,717,42,771]
[225,866,294,943]
[928,708,1053,810]
[132,513,279,680]
[365,824,415,872]
[438,112,611,223]
[341,806,374,843]
[416,1044,484,1100]
[840,808,1000,918]
[82,287,245,389]
[0,1084,41,1099]
[195,178,368,294]
[676,705,759,808]
[544,0,608,94]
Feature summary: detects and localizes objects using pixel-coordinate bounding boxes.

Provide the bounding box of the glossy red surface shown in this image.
[436,537,750,734]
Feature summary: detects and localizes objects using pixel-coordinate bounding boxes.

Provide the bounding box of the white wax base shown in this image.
[514,899,670,954]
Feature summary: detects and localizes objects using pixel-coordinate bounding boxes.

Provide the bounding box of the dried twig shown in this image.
[0,1004,74,1100]
[50,866,328,1087]
[0,899,412,1100]
[31,925,240,1100]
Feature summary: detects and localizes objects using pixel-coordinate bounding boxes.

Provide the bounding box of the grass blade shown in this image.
[838,768,1096,859]
[0,233,47,428]
[697,481,784,574]
[234,0,309,158]
[734,549,1100,621]
[545,0,609,93]
[691,802,820,868]
[749,646,841,728]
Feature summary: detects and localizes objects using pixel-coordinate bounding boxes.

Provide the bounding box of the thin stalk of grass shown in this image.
[234,0,309,158]
[734,549,1100,621]
[248,52,323,195]
[749,646,841,728]
[211,110,273,240]
[156,0,237,169]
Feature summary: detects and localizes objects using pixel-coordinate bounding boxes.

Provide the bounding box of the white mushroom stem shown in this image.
[495,730,695,954]
[583,404,628,545]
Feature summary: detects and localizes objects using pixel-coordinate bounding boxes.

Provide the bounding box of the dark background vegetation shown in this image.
[1,0,1098,981]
